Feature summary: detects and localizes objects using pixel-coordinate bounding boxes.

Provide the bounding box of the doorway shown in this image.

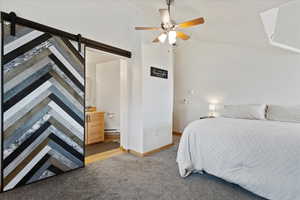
[84,48,128,161]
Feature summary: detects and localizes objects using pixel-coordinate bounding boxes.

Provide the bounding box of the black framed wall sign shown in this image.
[1,13,85,192]
[150,67,168,79]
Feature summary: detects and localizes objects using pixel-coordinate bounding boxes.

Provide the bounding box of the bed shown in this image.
[177,117,300,200]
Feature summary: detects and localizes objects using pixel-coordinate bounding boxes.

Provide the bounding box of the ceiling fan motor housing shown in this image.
[135,0,204,44]
[161,22,175,31]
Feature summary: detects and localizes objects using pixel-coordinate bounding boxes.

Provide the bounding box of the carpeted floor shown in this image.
[0,140,266,200]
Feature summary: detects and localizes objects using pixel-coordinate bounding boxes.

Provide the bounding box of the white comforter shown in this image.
[177,118,300,200]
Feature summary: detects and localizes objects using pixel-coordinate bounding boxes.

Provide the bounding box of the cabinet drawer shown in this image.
[86,111,105,145]
[88,131,104,140]
[88,133,104,144]
[89,113,104,120]
[89,121,104,127]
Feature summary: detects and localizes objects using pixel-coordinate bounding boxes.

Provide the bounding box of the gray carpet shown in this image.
[0,143,266,200]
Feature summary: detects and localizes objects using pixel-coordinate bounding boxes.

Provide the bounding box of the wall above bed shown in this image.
[173,0,300,132]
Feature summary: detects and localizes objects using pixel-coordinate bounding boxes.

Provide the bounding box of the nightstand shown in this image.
[199,116,215,120]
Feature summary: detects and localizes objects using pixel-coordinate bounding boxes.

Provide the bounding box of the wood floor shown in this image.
[85,141,120,156]
[85,148,124,165]
[85,132,121,164]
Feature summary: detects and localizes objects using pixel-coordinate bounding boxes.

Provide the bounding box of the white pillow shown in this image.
[219,104,266,120]
[267,105,300,123]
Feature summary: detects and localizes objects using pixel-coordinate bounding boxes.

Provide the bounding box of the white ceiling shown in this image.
[128,0,293,21]
[128,0,295,48]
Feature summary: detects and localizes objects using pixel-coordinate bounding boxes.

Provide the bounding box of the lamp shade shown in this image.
[209,104,216,111]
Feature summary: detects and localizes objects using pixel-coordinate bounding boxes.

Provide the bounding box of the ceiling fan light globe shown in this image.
[168,31,177,45]
[158,33,167,43]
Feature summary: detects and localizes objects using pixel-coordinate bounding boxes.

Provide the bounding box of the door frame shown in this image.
[85,47,130,150]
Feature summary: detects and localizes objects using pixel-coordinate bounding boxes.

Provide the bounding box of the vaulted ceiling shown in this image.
[128,0,295,48]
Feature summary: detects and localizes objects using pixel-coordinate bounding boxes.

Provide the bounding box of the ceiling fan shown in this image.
[135,0,205,45]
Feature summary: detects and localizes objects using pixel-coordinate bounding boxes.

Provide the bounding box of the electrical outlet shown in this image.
[183,98,191,104]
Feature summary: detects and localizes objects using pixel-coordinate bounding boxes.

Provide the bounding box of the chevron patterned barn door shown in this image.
[1,21,85,191]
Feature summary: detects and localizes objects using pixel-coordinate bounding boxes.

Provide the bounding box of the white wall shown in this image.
[85,50,120,108]
[85,61,97,107]
[141,44,173,153]
[172,0,300,132]
[96,60,121,131]
[174,41,300,132]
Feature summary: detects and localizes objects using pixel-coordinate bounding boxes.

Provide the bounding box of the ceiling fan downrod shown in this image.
[166,0,174,13]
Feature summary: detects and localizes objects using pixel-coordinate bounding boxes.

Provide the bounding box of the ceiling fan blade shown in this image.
[176,31,190,40]
[159,9,171,24]
[135,27,160,31]
[176,17,205,29]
